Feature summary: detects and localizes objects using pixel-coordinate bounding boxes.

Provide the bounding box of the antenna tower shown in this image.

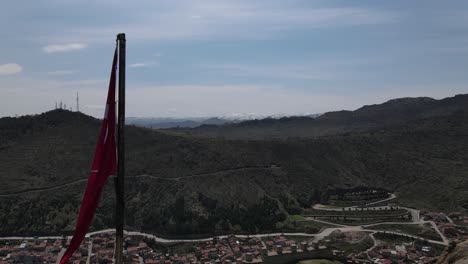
[76,92,80,112]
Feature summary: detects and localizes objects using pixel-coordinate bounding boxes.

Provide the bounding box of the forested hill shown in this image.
[168,94,468,139]
[0,94,467,236]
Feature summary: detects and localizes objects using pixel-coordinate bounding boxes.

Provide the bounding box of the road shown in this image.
[366,193,397,206]
[309,194,449,245]
[0,225,448,247]
[55,248,65,264]
[86,239,92,264]
[0,189,449,263]
[0,166,280,197]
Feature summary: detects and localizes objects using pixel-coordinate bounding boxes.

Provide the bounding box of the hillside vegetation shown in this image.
[0,94,467,237]
[169,95,468,139]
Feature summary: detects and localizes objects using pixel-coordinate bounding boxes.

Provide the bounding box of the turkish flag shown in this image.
[59,49,117,264]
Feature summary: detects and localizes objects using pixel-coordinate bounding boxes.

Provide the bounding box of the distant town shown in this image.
[1,192,467,264]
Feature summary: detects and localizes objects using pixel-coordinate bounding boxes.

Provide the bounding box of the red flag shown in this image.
[59,49,118,264]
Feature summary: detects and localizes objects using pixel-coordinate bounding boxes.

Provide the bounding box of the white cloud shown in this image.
[47,1,396,43]
[129,62,158,68]
[0,63,23,75]
[43,43,88,53]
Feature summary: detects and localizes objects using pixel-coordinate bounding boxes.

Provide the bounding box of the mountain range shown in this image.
[126,113,322,129]
[168,96,468,139]
[0,94,467,237]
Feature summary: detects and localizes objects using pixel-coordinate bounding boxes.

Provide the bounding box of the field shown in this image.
[290,215,306,221]
[276,219,331,234]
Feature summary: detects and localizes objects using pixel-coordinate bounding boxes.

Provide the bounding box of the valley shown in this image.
[1,94,468,263]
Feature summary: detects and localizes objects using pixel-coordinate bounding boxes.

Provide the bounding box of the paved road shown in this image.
[55,248,65,264]
[0,224,448,247]
[312,193,396,211]
[312,196,419,223]
[86,239,92,264]
[0,190,449,259]
[366,193,397,206]
[309,194,449,245]
[422,220,449,245]
[0,166,280,197]
[366,233,378,253]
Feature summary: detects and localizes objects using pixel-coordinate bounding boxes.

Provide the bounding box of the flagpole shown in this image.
[115,33,126,264]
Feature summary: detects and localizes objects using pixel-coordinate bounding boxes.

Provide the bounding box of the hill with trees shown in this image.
[169,94,468,139]
[0,94,467,237]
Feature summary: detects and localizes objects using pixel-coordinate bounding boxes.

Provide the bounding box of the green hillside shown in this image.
[0,94,467,237]
[169,94,468,139]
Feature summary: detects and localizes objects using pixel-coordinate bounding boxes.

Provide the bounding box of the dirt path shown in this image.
[0,166,280,197]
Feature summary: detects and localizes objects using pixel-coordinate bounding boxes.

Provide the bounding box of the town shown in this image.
[1,196,466,264]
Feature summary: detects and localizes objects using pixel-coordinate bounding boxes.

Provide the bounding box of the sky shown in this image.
[0,0,467,118]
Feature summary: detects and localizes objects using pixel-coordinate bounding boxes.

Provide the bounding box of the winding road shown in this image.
[0,191,449,247]
[0,226,447,247]
[0,189,449,261]
[0,166,280,197]
[308,194,448,245]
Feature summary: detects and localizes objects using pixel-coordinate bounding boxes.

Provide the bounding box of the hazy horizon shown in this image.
[1,0,468,118]
[3,92,464,120]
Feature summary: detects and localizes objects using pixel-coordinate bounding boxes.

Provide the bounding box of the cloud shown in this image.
[43,43,88,53]
[0,75,466,118]
[129,62,158,68]
[45,1,396,43]
[47,70,79,75]
[0,63,23,75]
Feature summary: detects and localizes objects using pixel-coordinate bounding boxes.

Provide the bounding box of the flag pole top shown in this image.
[117,33,126,41]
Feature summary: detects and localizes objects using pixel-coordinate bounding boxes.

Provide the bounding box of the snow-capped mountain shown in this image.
[127,112,322,129]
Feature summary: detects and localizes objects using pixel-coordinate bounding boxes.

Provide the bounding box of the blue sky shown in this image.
[1,0,467,118]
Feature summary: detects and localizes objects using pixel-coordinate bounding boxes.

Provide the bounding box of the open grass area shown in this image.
[366,224,442,241]
[290,215,306,221]
[276,220,331,234]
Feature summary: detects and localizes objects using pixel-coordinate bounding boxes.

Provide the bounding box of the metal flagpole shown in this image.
[115,33,126,264]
